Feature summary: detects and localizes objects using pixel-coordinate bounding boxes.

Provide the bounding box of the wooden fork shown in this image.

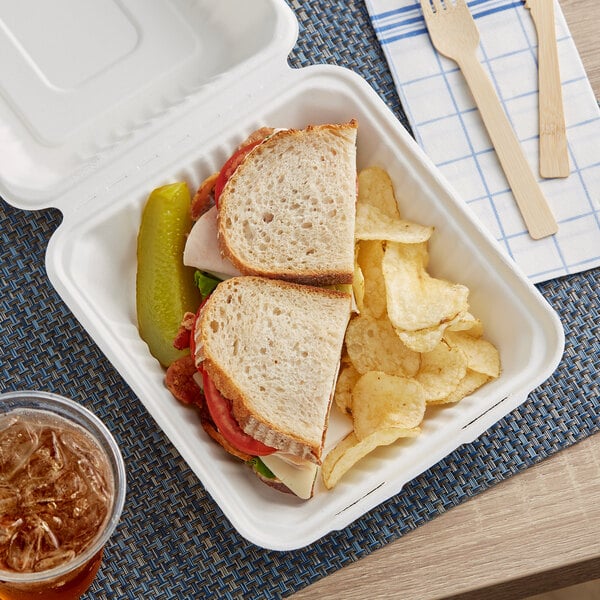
[420,0,558,240]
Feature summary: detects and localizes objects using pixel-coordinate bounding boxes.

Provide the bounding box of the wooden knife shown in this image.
[525,0,570,178]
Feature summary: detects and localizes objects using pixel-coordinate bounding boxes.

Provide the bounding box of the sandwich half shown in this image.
[184,121,358,286]
[194,276,351,498]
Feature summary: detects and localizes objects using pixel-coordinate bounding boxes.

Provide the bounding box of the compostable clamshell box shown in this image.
[0,0,564,550]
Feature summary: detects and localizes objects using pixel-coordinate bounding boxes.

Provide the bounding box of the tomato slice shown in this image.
[201,369,277,456]
[213,140,263,206]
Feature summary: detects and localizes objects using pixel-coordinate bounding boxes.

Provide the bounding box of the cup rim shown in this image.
[0,390,127,584]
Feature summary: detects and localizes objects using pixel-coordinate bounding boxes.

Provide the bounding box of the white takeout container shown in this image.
[0,0,564,550]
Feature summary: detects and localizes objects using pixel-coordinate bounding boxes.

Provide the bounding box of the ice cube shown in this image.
[6,526,39,571]
[35,548,76,572]
[0,420,39,481]
[76,455,110,502]
[0,484,18,514]
[26,429,65,479]
[0,516,22,546]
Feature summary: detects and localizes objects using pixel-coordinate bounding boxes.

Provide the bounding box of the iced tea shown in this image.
[0,392,125,600]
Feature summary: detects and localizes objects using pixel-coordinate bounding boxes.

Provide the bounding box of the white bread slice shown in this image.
[217,121,358,286]
[196,276,351,463]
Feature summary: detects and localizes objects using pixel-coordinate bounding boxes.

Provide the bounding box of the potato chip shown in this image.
[398,325,444,354]
[357,166,401,219]
[428,369,490,405]
[446,312,484,338]
[397,310,468,353]
[334,363,361,415]
[356,240,386,319]
[355,203,434,244]
[353,247,365,314]
[351,371,426,440]
[322,427,420,489]
[444,330,501,378]
[416,340,468,402]
[383,242,470,332]
[345,315,420,377]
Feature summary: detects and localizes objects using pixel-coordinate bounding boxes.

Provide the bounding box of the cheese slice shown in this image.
[261,454,318,500]
[183,206,241,278]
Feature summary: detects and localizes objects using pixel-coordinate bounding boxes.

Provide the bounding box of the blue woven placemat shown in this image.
[0,1,598,598]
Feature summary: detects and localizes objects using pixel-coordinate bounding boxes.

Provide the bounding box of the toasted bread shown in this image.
[196,276,351,463]
[217,121,358,286]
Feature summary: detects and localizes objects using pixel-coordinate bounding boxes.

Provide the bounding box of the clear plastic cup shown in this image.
[0,390,126,600]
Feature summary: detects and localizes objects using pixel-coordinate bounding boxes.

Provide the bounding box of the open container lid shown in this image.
[0,0,298,214]
[0,0,564,550]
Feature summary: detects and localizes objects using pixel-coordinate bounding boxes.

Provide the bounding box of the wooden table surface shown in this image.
[292,2,600,599]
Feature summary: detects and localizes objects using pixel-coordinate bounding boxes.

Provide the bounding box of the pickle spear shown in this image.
[136,183,201,367]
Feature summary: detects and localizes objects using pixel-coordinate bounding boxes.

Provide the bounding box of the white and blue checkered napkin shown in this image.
[364,0,600,283]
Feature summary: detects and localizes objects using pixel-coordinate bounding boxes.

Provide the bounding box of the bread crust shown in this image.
[217,121,357,286]
[197,277,350,463]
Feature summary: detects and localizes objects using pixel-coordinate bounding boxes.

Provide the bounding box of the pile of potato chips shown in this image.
[322,167,501,489]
